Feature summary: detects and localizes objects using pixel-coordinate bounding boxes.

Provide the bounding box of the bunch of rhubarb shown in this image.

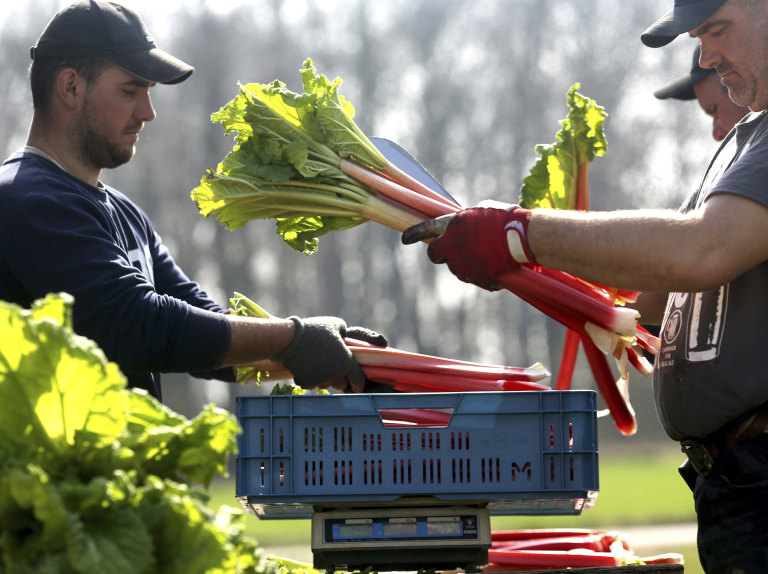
[194,62,658,435]
[485,529,682,571]
[191,59,454,254]
[229,292,550,398]
[516,85,661,436]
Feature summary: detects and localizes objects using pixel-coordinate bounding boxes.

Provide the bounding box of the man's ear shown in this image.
[55,69,84,110]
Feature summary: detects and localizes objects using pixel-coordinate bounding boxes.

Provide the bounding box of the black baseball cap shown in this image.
[654,45,714,100]
[30,1,194,85]
[641,0,727,48]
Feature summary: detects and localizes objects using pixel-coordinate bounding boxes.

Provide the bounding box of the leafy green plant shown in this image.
[518,83,607,211]
[0,293,277,574]
[191,58,456,254]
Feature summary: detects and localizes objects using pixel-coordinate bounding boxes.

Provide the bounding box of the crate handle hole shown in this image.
[377,408,454,428]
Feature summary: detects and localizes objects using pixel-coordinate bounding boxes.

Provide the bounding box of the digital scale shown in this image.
[310,499,491,573]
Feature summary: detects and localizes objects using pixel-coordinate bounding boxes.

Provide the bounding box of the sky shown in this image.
[0,0,338,33]
[0,1,243,31]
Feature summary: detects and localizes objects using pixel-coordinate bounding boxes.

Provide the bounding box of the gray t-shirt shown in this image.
[654,110,768,440]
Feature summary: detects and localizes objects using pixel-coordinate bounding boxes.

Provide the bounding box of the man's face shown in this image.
[73,65,156,169]
[693,0,768,111]
[693,73,748,140]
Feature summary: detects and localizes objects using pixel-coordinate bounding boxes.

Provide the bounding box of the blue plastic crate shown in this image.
[235,391,599,519]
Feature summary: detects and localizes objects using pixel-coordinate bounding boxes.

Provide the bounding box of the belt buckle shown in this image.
[681,439,715,477]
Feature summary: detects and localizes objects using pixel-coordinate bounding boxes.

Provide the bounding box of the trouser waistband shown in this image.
[681,403,768,477]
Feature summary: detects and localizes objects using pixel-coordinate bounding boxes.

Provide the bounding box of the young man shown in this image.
[0,1,386,401]
[655,44,748,141]
[404,0,768,571]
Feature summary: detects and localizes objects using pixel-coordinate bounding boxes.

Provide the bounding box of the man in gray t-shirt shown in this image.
[403,1,768,570]
[655,109,768,440]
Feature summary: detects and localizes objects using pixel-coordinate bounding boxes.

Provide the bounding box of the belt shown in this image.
[681,404,768,477]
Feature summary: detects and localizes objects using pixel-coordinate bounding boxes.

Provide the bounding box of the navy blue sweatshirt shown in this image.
[0,152,234,400]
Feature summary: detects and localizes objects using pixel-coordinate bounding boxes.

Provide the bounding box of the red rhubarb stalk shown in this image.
[493,535,606,552]
[388,381,438,393]
[378,408,452,427]
[497,266,638,337]
[514,288,637,435]
[626,346,653,376]
[350,345,550,382]
[535,266,617,307]
[491,528,606,541]
[341,159,458,220]
[580,333,637,436]
[634,324,661,355]
[378,160,461,211]
[555,329,580,390]
[576,163,589,211]
[487,549,620,568]
[361,366,550,392]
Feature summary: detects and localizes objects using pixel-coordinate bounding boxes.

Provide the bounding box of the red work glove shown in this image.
[403,202,535,291]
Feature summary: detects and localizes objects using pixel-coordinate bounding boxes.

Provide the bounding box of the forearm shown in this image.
[527,193,768,293]
[221,315,385,393]
[527,208,705,292]
[221,316,296,367]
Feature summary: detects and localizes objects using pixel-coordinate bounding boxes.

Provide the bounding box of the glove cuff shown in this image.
[277,316,304,363]
[504,208,536,264]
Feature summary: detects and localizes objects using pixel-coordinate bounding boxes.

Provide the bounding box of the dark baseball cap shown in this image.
[654,45,714,100]
[641,0,727,48]
[30,1,193,85]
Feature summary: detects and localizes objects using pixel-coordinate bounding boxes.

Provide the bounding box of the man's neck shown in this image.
[26,124,100,186]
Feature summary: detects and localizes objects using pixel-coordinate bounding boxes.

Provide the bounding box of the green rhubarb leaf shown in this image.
[56,471,152,574]
[0,295,263,572]
[66,498,154,574]
[229,292,273,319]
[137,477,232,574]
[519,83,607,210]
[175,403,241,488]
[193,168,366,242]
[193,59,394,254]
[277,215,363,254]
[300,58,389,170]
[228,81,335,172]
[118,392,240,488]
[0,465,71,562]
[0,294,128,462]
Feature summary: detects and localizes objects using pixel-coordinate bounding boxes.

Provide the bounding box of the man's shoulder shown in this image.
[0,156,112,235]
[3,154,78,193]
[1,154,104,204]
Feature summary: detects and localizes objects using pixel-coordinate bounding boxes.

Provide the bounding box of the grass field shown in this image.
[208,440,704,572]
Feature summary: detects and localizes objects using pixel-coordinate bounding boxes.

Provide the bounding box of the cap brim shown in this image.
[654,67,713,100]
[641,0,726,48]
[113,48,194,85]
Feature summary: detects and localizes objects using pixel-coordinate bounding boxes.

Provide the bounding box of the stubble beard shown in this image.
[74,100,135,170]
[726,8,768,110]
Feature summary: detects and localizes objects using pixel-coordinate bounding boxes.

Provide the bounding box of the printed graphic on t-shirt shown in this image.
[127,244,154,284]
[660,286,728,366]
[687,286,728,361]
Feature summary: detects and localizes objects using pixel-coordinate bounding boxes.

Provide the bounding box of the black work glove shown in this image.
[278,316,387,393]
[344,325,388,347]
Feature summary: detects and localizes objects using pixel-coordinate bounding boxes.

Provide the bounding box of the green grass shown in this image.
[208,442,703,573]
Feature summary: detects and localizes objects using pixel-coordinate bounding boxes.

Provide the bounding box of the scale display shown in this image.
[326,514,478,543]
[311,505,491,572]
